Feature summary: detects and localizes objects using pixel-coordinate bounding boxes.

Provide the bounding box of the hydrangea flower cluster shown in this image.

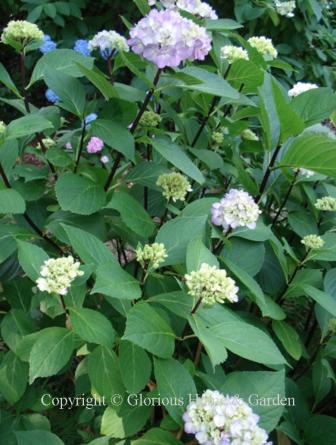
[1,20,44,48]
[149,0,218,19]
[275,0,296,18]
[185,263,239,305]
[247,36,277,60]
[298,168,314,178]
[101,155,109,164]
[288,82,318,97]
[88,30,129,59]
[241,129,259,141]
[183,390,271,445]
[74,39,91,57]
[87,136,104,153]
[39,34,57,54]
[211,189,261,231]
[212,131,224,145]
[156,172,192,202]
[140,110,162,127]
[36,256,84,296]
[128,9,212,68]
[39,137,55,149]
[301,234,325,250]
[315,196,336,211]
[136,243,167,269]
[220,45,249,64]
[45,88,60,104]
[84,113,98,126]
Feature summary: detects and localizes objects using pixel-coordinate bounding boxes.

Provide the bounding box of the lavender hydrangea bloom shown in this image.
[73,39,91,57]
[128,9,212,69]
[39,34,56,54]
[45,88,60,103]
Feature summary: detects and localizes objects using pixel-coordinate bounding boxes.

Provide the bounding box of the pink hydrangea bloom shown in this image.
[87,136,104,154]
[128,9,212,69]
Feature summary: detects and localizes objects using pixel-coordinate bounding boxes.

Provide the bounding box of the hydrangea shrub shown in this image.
[0,2,336,444]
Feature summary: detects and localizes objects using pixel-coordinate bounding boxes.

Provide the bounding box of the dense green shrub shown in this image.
[0,1,335,444]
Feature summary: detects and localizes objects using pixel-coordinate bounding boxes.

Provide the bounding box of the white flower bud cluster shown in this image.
[288,82,318,97]
[211,189,261,231]
[157,172,192,202]
[88,30,129,53]
[136,243,167,269]
[298,168,314,178]
[1,20,44,47]
[183,390,272,445]
[36,256,84,296]
[301,234,325,250]
[185,263,239,306]
[315,196,336,211]
[275,1,296,18]
[220,45,249,64]
[241,129,259,141]
[248,36,278,60]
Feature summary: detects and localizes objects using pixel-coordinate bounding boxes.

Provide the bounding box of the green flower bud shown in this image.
[315,196,336,211]
[136,243,167,269]
[1,20,44,50]
[301,234,325,250]
[140,110,162,127]
[156,172,192,202]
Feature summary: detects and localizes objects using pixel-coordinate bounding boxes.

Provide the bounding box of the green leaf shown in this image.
[29,327,75,383]
[133,0,150,15]
[271,78,304,142]
[106,190,155,237]
[76,63,117,100]
[6,114,53,139]
[101,404,151,438]
[222,257,265,306]
[272,320,302,360]
[191,305,286,366]
[258,73,280,150]
[123,302,175,358]
[62,224,118,268]
[0,62,20,96]
[29,49,94,86]
[221,370,286,431]
[186,238,218,273]
[228,60,264,93]
[189,315,228,367]
[119,341,151,393]
[69,307,116,348]
[92,119,135,161]
[174,66,239,99]
[148,291,193,319]
[224,239,265,277]
[304,415,336,445]
[131,428,183,445]
[301,285,336,317]
[154,358,197,424]
[156,214,208,266]
[88,345,124,399]
[92,262,141,301]
[292,88,336,126]
[0,351,28,404]
[0,189,26,214]
[152,138,204,184]
[55,173,106,215]
[17,241,49,281]
[15,430,65,445]
[44,69,86,117]
[205,18,242,30]
[281,133,336,177]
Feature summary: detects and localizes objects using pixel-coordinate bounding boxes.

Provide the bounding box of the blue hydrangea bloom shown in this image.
[45,89,60,104]
[39,35,57,54]
[74,39,91,57]
[84,113,98,125]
